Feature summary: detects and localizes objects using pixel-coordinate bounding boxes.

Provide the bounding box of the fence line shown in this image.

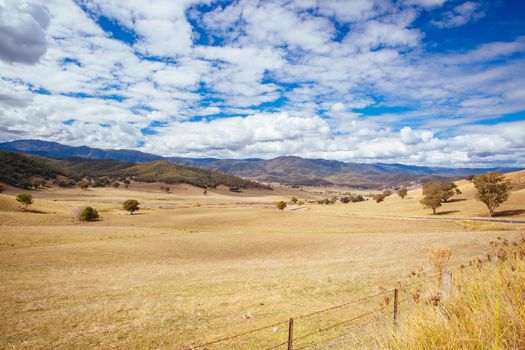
[188,262,476,349]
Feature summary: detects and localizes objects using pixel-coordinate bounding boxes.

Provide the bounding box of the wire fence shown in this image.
[187,262,476,350]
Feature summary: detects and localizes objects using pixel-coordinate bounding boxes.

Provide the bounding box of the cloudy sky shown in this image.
[0,0,524,167]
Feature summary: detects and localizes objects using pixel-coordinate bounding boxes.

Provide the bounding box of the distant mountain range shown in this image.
[1,139,521,189]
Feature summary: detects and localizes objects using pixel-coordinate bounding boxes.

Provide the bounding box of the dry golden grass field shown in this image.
[1,171,524,349]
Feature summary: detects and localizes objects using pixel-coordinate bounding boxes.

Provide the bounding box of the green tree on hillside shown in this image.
[397,187,408,199]
[439,182,460,202]
[420,183,443,214]
[123,199,140,215]
[16,193,33,211]
[472,171,512,217]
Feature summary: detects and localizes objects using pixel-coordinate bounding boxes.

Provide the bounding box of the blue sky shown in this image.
[0,0,524,167]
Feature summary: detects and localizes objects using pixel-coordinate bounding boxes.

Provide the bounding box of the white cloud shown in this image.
[0,0,523,167]
[0,0,50,64]
[431,1,485,28]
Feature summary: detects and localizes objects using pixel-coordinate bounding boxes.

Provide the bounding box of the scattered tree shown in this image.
[420,183,444,214]
[112,182,120,189]
[382,189,393,197]
[16,193,33,211]
[229,186,241,193]
[438,182,459,203]
[329,195,338,204]
[80,206,99,221]
[340,196,351,204]
[397,187,408,199]
[472,171,512,217]
[123,199,140,215]
[124,184,129,189]
[290,196,298,204]
[276,201,287,210]
[373,194,385,203]
[163,186,170,193]
[203,189,208,195]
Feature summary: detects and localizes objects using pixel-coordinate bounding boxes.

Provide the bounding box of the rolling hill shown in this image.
[0,150,269,190]
[1,139,521,188]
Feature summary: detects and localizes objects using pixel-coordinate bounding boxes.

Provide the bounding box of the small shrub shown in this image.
[290,196,298,204]
[276,201,287,210]
[397,187,408,199]
[80,207,99,221]
[340,196,351,204]
[373,194,385,203]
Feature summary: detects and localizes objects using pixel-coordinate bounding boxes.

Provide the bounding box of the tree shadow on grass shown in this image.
[435,210,460,215]
[493,209,525,217]
[446,198,466,203]
[26,209,49,214]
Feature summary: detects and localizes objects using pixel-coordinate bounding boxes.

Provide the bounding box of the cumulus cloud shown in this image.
[0,0,523,167]
[0,0,50,64]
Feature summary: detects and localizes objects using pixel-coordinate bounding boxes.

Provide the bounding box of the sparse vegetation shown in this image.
[123,199,140,215]
[15,193,33,211]
[397,187,408,199]
[472,171,513,216]
[79,206,99,221]
[276,201,287,210]
[373,193,385,203]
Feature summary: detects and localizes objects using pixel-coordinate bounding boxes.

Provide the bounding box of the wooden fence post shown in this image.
[287,318,294,350]
[393,288,399,327]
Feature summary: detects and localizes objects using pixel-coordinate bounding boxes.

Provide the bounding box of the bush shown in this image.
[397,187,408,199]
[373,194,385,203]
[16,193,33,210]
[58,178,76,188]
[112,182,120,189]
[382,189,393,197]
[340,196,351,204]
[276,201,287,210]
[123,199,140,215]
[290,196,298,204]
[79,207,99,221]
[0,184,4,193]
[78,180,89,190]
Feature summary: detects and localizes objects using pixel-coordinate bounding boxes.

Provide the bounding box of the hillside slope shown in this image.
[0,151,268,190]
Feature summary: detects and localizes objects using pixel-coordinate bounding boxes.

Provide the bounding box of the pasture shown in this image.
[0,174,524,349]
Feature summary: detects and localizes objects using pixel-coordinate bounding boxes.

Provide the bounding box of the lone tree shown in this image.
[16,193,33,211]
[123,199,140,215]
[290,196,298,204]
[80,207,99,221]
[276,201,287,210]
[472,171,512,217]
[397,187,408,199]
[420,183,443,214]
